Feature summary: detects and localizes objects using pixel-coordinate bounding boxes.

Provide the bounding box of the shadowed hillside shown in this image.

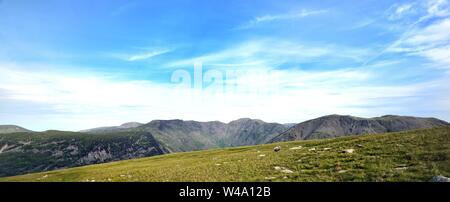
[84,118,289,152]
[0,130,169,177]
[269,115,448,142]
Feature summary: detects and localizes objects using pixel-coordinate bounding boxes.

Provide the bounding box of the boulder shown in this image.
[430,175,450,182]
[342,149,355,154]
[273,146,281,152]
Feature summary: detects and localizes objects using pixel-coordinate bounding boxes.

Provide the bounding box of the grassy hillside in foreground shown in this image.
[1,127,449,182]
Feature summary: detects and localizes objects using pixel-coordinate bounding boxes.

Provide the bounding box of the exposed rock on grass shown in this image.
[342,149,355,154]
[273,146,281,152]
[274,166,294,174]
[430,175,450,182]
[281,169,294,174]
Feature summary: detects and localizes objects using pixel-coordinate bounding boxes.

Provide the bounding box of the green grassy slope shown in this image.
[1,127,449,182]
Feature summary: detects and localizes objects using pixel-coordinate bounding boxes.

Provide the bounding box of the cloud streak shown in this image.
[236,9,327,30]
[364,0,450,66]
[114,49,171,62]
[169,39,372,69]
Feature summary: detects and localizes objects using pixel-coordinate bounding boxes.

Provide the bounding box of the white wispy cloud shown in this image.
[253,9,326,23]
[236,9,327,30]
[404,18,450,46]
[1,61,448,131]
[425,0,450,17]
[386,0,449,21]
[345,18,377,30]
[169,39,372,68]
[416,45,450,67]
[388,16,450,68]
[366,0,450,66]
[387,3,416,20]
[114,49,171,61]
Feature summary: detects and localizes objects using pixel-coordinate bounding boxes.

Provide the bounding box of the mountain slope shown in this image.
[137,120,229,152]
[2,127,448,182]
[85,118,289,152]
[0,130,168,177]
[269,115,449,142]
[0,125,32,134]
[137,118,289,151]
[225,118,288,146]
[80,122,143,133]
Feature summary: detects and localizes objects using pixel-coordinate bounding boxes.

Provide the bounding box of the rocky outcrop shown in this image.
[0,131,169,177]
[430,175,450,182]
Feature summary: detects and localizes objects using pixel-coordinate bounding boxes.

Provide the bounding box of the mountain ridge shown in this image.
[269,114,449,142]
[0,125,33,134]
[79,122,143,133]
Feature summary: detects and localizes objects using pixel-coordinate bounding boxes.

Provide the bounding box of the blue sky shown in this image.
[1,0,449,131]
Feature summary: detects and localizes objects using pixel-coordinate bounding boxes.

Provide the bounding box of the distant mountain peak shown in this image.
[80,122,143,133]
[119,122,143,128]
[0,125,32,134]
[229,118,264,124]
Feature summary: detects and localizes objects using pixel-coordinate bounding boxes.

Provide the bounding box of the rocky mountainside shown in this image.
[225,118,288,146]
[0,130,168,177]
[133,118,288,152]
[0,125,32,134]
[82,118,289,152]
[269,115,449,142]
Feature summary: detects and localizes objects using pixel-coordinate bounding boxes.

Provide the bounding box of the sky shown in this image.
[0,0,450,131]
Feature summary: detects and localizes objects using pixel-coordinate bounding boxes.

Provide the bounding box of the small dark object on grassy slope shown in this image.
[273,146,281,152]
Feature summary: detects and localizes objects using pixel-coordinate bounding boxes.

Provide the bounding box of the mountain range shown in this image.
[269,115,449,142]
[0,115,448,177]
